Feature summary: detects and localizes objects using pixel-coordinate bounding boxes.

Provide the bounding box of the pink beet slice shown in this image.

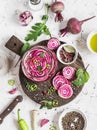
[58,84,73,99]
[47,38,60,50]
[62,66,76,80]
[52,75,69,90]
[40,119,49,127]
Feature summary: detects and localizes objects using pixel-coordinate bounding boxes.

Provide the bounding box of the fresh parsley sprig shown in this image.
[25,4,51,42]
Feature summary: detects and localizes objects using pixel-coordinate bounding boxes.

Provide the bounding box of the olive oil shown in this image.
[90,34,97,52]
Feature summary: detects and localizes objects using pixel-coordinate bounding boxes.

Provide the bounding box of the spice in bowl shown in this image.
[59,110,87,130]
[57,44,78,65]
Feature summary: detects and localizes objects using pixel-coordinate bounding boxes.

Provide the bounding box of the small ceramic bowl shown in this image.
[87,31,97,54]
[57,43,78,65]
[59,109,87,130]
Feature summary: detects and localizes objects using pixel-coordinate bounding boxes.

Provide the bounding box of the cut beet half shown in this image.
[58,84,73,99]
[62,66,76,80]
[47,38,60,50]
[52,75,69,90]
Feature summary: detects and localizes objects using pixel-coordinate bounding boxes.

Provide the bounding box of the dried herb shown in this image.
[25,4,50,42]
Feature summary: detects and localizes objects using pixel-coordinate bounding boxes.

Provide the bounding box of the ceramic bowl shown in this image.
[57,43,78,65]
[59,109,87,130]
[21,45,58,82]
[87,31,97,54]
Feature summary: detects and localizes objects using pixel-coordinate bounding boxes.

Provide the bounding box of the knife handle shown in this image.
[0,95,23,124]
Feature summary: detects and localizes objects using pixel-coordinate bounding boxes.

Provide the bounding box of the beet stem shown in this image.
[80,16,96,24]
[60,27,68,36]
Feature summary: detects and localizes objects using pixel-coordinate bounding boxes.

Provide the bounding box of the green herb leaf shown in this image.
[42,15,48,21]
[37,66,42,71]
[25,3,50,42]
[40,100,53,109]
[8,79,15,86]
[20,43,31,56]
[72,68,90,87]
[40,52,45,58]
[43,25,51,35]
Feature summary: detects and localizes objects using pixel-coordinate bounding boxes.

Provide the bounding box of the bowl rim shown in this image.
[57,43,78,65]
[58,108,87,130]
[87,31,97,54]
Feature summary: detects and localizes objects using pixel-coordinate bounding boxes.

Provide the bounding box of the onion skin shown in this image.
[51,1,64,22]
[60,16,96,36]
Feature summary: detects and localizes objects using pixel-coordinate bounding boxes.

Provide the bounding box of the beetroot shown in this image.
[40,119,49,127]
[60,16,96,36]
[47,37,60,50]
[58,84,73,99]
[52,75,69,90]
[51,1,64,22]
[63,66,76,80]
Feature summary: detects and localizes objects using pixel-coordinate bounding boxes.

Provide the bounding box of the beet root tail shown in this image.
[60,27,68,37]
[80,16,96,24]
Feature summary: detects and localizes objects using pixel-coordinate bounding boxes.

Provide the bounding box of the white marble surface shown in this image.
[0,0,97,130]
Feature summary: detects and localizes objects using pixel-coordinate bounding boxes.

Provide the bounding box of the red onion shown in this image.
[47,37,60,50]
[19,11,33,26]
[51,1,64,22]
[40,119,49,127]
[60,16,96,36]
[8,88,17,94]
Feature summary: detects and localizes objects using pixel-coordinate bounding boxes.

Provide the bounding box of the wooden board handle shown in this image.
[5,35,23,56]
[0,95,23,124]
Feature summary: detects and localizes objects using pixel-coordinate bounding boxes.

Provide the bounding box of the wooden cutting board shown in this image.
[19,40,85,107]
